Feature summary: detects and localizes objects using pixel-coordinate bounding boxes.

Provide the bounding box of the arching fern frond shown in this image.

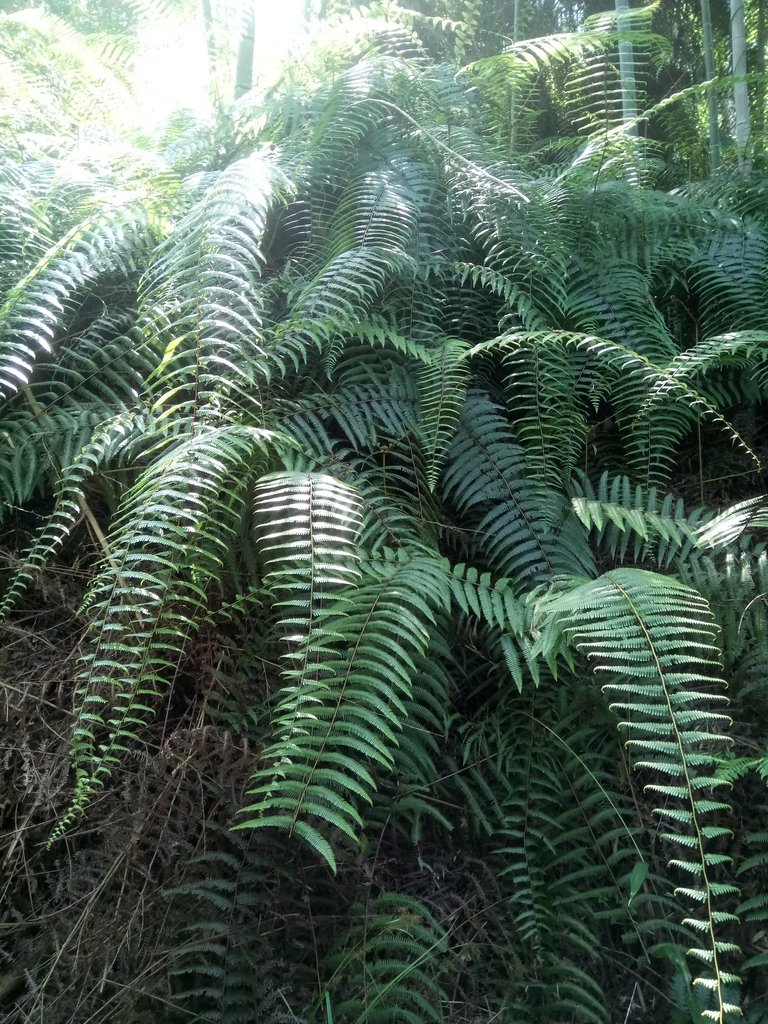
[536,568,740,1020]
[569,471,705,569]
[141,150,288,419]
[685,221,768,339]
[470,330,760,487]
[251,469,364,654]
[269,250,414,377]
[328,439,440,554]
[29,316,153,411]
[697,497,768,550]
[0,407,100,511]
[442,390,593,589]
[440,388,529,513]
[0,410,148,615]
[640,332,768,416]
[367,629,455,843]
[494,334,590,488]
[238,544,450,871]
[55,425,281,838]
[0,197,160,400]
[0,157,50,294]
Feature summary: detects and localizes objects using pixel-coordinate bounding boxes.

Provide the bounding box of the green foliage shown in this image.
[57,424,281,837]
[321,892,449,1024]
[239,514,450,869]
[0,7,136,137]
[536,569,739,1016]
[4,5,768,1024]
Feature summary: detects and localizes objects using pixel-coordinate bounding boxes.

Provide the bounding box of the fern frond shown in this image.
[321,892,448,1024]
[141,150,288,419]
[447,562,524,635]
[282,346,419,456]
[369,631,454,843]
[416,337,468,490]
[495,334,589,488]
[641,331,768,416]
[471,329,760,487]
[697,497,768,550]
[55,425,281,837]
[0,411,148,615]
[536,568,739,1016]
[252,469,364,644]
[167,822,297,1024]
[569,471,705,569]
[325,438,441,553]
[237,546,450,871]
[0,198,159,399]
[270,250,413,376]
[443,390,593,589]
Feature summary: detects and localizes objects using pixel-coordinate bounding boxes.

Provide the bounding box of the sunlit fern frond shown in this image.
[0,196,161,401]
[140,150,289,421]
[697,497,768,550]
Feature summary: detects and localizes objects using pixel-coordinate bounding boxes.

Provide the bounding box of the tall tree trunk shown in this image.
[729,0,751,172]
[200,0,219,104]
[615,0,638,136]
[700,0,721,172]
[755,0,767,160]
[234,0,255,100]
[508,0,521,159]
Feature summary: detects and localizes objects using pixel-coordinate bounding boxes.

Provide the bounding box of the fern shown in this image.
[320,892,449,1024]
[471,329,759,488]
[569,471,706,569]
[56,425,281,834]
[0,411,146,615]
[416,337,469,490]
[167,824,297,1024]
[697,497,768,549]
[141,150,287,420]
[4,8,768,1022]
[238,536,450,870]
[366,630,455,843]
[536,568,741,1019]
[0,197,160,399]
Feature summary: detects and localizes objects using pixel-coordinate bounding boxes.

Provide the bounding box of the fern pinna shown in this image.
[3,6,768,1024]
